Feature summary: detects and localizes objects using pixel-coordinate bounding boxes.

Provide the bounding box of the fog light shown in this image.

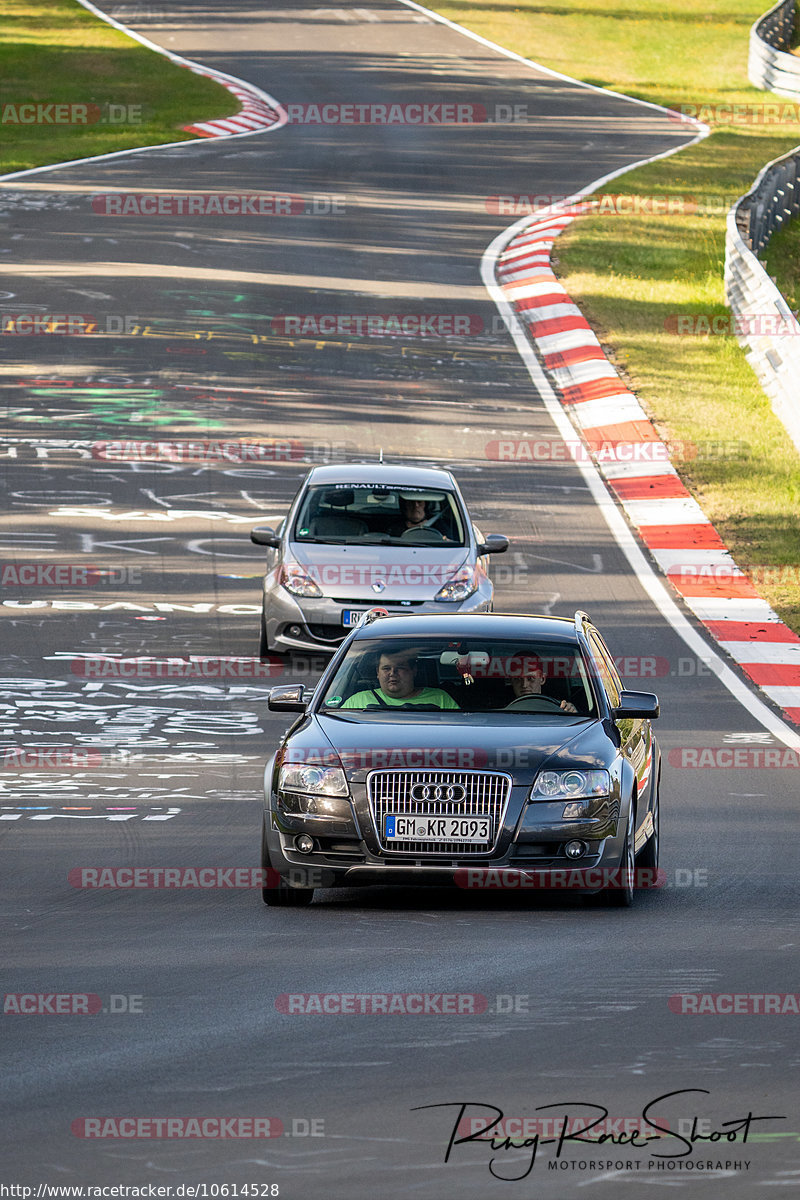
[564,840,587,859]
[294,834,314,854]
[288,625,303,639]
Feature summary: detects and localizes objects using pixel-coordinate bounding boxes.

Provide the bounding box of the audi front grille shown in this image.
[366,770,512,855]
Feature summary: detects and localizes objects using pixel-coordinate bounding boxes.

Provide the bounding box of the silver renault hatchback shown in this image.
[250,463,509,655]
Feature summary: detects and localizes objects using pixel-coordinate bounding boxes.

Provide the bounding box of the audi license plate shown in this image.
[342,609,366,627]
[384,814,491,843]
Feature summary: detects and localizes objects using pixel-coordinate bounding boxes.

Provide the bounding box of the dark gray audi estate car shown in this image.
[262,611,661,907]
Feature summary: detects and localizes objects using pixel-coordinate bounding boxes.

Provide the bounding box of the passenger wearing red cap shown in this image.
[505,651,577,712]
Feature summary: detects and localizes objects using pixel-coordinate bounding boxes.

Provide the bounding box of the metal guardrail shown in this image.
[749,0,800,98]
[725,145,800,454]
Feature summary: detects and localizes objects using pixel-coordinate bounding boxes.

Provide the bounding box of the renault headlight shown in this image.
[280,563,322,598]
[434,565,478,602]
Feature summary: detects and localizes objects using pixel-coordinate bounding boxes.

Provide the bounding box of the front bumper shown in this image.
[262,776,629,891]
[264,581,494,654]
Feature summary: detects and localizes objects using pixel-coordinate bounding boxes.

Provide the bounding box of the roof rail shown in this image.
[573,610,592,636]
[355,607,390,629]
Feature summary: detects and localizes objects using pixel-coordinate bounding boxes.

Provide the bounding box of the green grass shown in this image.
[0,0,239,175]
[433,0,800,633]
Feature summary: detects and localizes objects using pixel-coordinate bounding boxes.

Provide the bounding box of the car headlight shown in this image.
[280,563,322,598]
[529,769,610,802]
[278,764,348,795]
[434,565,478,602]
[278,791,352,819]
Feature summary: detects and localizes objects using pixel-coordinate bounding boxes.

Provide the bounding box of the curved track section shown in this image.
[1,2,797,1194]
[491,207,800,737]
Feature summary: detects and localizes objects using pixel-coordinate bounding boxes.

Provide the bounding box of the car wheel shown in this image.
[637,774,660,874]
[261,815,315,906]
[264,881,315,907]
[605,800,635,907]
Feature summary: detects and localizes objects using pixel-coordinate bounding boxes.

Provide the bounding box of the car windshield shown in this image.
[292,484,466,546]
[320,637,597,716]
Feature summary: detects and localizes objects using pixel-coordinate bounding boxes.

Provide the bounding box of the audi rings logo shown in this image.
[410,783,466,803]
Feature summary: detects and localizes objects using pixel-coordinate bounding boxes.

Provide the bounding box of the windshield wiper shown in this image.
[294,535,349,544]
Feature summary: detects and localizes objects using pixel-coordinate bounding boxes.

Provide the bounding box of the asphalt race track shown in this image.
[2,2,798,1195]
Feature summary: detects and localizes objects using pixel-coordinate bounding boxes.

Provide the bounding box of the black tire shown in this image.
[261,816,315,906]
[605,801,635,907]
[637,775,660,874]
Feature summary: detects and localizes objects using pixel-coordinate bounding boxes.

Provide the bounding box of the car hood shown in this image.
[286,713,615,786]
[288,542,469,600]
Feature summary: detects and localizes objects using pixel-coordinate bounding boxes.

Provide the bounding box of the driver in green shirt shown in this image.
[342,648,459,710]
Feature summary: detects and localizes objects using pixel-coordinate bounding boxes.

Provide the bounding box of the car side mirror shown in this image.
[477,533,509,555]
[268,685,308,712]
[612,690,660,720]
[250,526,282,549]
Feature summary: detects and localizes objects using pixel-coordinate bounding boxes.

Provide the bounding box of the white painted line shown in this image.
[571,395,648,427]
[397,0,706,117]
[758,686,800,707]
[484,248,800,748]
[620,496,710,526]
[500,238,564,262]
[536,328,601,355]
[651,547,742,572]
[520,302,585,324]
[481,227,800,750]
[683,597,781,622]
[720,642,800,665]
[503,279,569,300]
[497,261,553,281]
[548,360,621,385]
[601,461,678,480]
[507,216,576,237]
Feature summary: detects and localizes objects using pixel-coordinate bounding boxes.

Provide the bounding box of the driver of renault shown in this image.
[506,651,577,712]
[343,646,459,709]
